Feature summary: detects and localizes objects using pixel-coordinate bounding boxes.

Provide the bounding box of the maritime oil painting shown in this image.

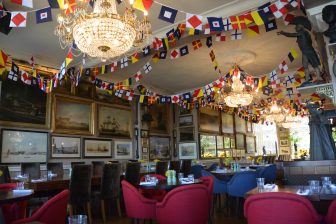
[84,139,112,158]
[1,129,48,163]
[51,136,81,158]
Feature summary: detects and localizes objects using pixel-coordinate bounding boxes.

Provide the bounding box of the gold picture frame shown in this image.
[52,94,94,135]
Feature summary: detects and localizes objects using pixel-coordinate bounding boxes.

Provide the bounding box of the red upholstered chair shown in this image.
[326,199,336,224]
[156,184,209,224]
[139,174,167,202]
[0,183,27,224]
[244,192,322,224]
[199,176,214,210]
[121,180,157,221]
[12,189,69,224]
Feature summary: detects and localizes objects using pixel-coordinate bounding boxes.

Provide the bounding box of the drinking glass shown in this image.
[178,173,184,181]
[321,176,332,186]
[16,182,24,190]
[145,175,151,182]
[187,174,194,182]
[68,215,87,224]
[308,180,320,194]
[257,178,265,189]
[23,174,29,183]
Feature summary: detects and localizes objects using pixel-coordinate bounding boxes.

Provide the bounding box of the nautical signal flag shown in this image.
[288,48,298,62]
[207,17,224,32]
[269,1,288,18]
[65,50,73,67]
[133,0,153,13]
[216,33,226,42]
[231,30,242,40]
[11,0,33,8]
[186,13,202,30]
[0,50,8,74]
[158,5,178,24]
[64,0,76,15]
[20,70,32,85]
[179,45,189,57]
[120,57,128,69]
[131,52,140,64]
[251,11,264,26]
[48,0,64,9]
[10,12,27,27]
[192,40,202,50]
[110,61,118,72]
[159,51,167,59]
[36,7,52,24]
[134,71,143,82]
[265,19,277,32]
[223,18,233,31]
[170,49,180,59]
[247,24,260,37]
[230,15,247,30]
[283,13,295,25]
[143,62,152,73]
[279,60,288,74]
[206,36,213,48]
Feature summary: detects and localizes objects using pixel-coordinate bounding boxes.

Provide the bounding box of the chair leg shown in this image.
[69,204,74,216]
[86,202,92,224]
[117,197,122,217]
[235,197,239,217]
[101,200,106,223]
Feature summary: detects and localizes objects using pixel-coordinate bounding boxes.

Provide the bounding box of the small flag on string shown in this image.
[36,7,52,23]
[247,24,260,37]
[269,1,288,18]
[161,37,169,50]
[64,0,76,15]
[289,0,299,8]
[192,40,202,50]
[134,71,143,82]
[180,46,189,57]
[65,50,73,67]
[206,36,213,48]
[231,30,242,40]
[251,11,264,26]
[159,51,167,59]
[269,70,277,81]
[166,28,175,40]
[11,0,33,8]
[170,49,180,59]
[152,53,159,63]
[230,15,247,30]
[288,48,298,62]
[110,61,118,72]
[279,60,288,74]
[142,46,151,57]
[283,13,295,25]
[284,74,295,86]
[186,13,202,30]
[177,23,186,36]
[8,62,19,81]
[158,5,178,23]
[265,19,277,32]
[125,91,134,101]
[10,12,27,27]
[0,50,8,74]
[120,57,128,69]
[207,17,224,32]
[133,0,153,13]
[216,33,226,42]
[20,70,31,85]
[131,52,140,64]
[171,95,180,103]
[143,62,152,73]
[222,18,233,31]
[152,37,163,50]
[48,0,64,8]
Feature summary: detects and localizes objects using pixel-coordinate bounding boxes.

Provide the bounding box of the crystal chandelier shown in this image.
[264,103,287,123]
[216,66,254,107]
[55,0,151,60]
[281,115,301,128]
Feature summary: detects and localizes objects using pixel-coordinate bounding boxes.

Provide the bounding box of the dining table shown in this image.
[138,179,203,191]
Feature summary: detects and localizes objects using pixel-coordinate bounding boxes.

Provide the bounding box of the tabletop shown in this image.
[211,168,255,176]
[0,189,34,205]
[138,179,203,191]
[245,185,336,201]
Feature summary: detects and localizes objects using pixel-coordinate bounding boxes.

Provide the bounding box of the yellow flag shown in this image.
[139,95,145,103]
[101,65,105,74]
[290,48,298,59]
[133,0,153,13]
[251,11,264,26]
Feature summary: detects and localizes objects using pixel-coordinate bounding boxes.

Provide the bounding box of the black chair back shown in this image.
[169,161,181,174]
[0,165,11,183]
[21,163,40,179]
[125,162,140,186]
[69,164,92,205]
[181,160,192,176]
[101,163,121,199]
[47,162,64,177]
[71,162,85,169]
[156,161,168,176]
[92,161,104,177]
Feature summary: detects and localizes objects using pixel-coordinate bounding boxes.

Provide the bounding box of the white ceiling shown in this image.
[0,0,306,95]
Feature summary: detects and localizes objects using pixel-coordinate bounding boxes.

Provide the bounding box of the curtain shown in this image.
[308,105,336,160]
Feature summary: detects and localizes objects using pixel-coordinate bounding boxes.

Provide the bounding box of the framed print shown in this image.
[114,140,133,159]
[279,146,290,155]
[97,104,131,137]
[149,136,170,160]
[199,107,220,133]
[280,139,289,147]
[179,127,194,142]
[142,138,148,147]
[247,122,253,132]
[178,142,197,159]
[279,132,288,138]
[216,136,223,150]
[236,133,245,149]
[235,114,246,133]
[84,138,112,158]
[51,136,81,158]
[200,134,216,159]
[52,95,94,135]
[142,147,148,153]
[224,136,231,149]
[179,115,193,127]
[0,79,50,129]
[246,136,256,154]
[221,113,234,134]
[1,129,48,163]
[141,130,149,138]
[142,154,148,160]
[230,136,236,148]
[149,104,169,134]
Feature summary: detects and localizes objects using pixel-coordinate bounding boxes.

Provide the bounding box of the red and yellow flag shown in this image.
[133,0,153,13]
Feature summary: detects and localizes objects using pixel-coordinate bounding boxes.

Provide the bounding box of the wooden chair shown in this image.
[125,162,140,186]
[155,161,168,177]
[71,161,85,169]
[92,161,105,177]
[68,164,92,223]
[180,160,192,177]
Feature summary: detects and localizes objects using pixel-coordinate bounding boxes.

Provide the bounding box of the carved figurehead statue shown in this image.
[322,5,336,43]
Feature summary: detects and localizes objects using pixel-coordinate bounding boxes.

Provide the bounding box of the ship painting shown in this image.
[86,143,109,153]
[52,142,79,154]
[98,106,131,137]
[100,116,120,133]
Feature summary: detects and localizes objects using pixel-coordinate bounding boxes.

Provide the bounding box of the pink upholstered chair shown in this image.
[139,174,167,202]
[121,180,157,221]
[156,184,209,224]
[244,192,322,224]
[12,189,69,224]
[326,199,336,224]
[199,176,214,210]
[0,183,27,224]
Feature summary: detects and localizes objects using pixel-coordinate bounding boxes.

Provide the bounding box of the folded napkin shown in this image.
[139,181,156,186]
[180,178,194,184]
[296,189,310,195]
[13,189,33,195]
[263,184,276,190]
[31,178,46,183]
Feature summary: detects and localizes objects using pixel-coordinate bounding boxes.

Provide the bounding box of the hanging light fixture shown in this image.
[215,65,255,107]
[55,0,151,61]
[281,115,301,128]
[264,103,287,123]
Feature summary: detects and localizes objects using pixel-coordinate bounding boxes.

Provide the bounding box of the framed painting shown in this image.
[216,136,223,150]
[149,136,170,160]
[142,138,149,147]
[246,136,256,154]
[230,136,236,148]
[84,138,112,158]
[1,129,48,163]
[179,127,194,142]
[247,122,253,133]
[51,136,81,158]
[280,139,289,147]
[97,104,131,137]
[199,107,220,133]
[235,114,246,133]
[179,115,193,127]
[142,147,148,153]
[141,130,149,138]
[114,140,133,159]
[52,95,94,135]
[224,136,231,149]
[0,79,51,129]
[236,133,245,149]
[178,142,197,159]
[199,134,216,159]
[221,113,234,134]
[149,104,169,134]
[76,76,94,99]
